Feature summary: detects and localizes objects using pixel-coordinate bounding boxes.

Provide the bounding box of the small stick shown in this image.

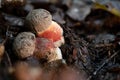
[5,51,12,67]
[87,50,120,80]
[94,43,113,48]
[93,50,120,75]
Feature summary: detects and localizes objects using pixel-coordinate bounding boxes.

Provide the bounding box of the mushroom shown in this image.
[13,32,36,58]
[41,61,87,80]
[25,9,64,47]
[13,61,42,80]
[0,43,4,62]
[34,38,62,62]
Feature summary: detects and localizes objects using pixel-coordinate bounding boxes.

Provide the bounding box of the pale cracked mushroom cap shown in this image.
[13,32,36,58]
[25,9,52,33]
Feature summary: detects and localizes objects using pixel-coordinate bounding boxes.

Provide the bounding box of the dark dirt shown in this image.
[0,0,120,80]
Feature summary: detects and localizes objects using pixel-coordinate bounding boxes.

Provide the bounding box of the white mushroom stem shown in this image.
[48,47,63,62]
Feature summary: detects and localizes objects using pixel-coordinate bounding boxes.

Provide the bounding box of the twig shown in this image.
[87,50,120,80]
[93,50,120,75]
[95,43,113,48]
[5,51,12,67]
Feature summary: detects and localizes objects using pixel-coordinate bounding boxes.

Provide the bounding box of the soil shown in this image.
[0,0,120,80]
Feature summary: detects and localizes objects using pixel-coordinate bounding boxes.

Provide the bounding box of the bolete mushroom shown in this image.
[13,32,36,58]
[25,9,64,47]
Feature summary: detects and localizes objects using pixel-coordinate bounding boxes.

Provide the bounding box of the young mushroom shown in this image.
[13,32,36,59]
[41,61,87,80]
[13,61,42,80]
[34,38,62,62]
[0,43,5,62]
[25,9,65,47]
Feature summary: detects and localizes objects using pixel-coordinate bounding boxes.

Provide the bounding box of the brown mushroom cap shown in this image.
[0,44,4,61]
[13,61,42,80]
[25,9,52,33]
[13,32,36,58]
